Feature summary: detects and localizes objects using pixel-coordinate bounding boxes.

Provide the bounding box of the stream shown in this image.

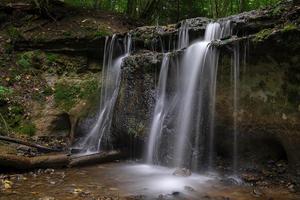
[1,162,299,200]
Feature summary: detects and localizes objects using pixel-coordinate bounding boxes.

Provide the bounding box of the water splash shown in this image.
[75,34,132,153]
[146,54,170,164]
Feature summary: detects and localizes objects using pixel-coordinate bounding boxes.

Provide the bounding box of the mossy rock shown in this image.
[254,28,275,42]
[54,75,99,112]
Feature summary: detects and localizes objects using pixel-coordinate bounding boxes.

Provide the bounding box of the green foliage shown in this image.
[17,121,36,136]
[282,23,297,32]
[0,86,12,96]
[64,0,282,23]
[0,86,12,101]
[127,118,145,137]
[62,31,72,37]
[46,53,59,63]
[94,29,111,37]
[64,0,96,8]
[254,28,274,42]
[43,86,54,96]
[16,51,45,69]
[54,78,99,111]
[6,27,23,41]
[79,79,99,99]
[54,82,80,111]
[16,51,37,68]
[0,102,25,135]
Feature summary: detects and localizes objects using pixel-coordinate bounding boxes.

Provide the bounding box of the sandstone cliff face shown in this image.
[4,0,299,176]
[108,1,300,174]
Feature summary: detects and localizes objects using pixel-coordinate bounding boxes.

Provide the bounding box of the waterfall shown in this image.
[76,34,132,153]
[146,54,170,164]
[174,23,222,168]
[233,43,240,173]
[146,21,235,171]
[177,20,189,49]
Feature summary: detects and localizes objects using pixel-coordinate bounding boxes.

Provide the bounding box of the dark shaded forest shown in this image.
[31,0,282,23]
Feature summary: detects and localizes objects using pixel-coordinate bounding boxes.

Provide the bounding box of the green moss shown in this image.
[16,50,45,69]
[78,79,98,99]
[46,53,59,63]
[17,51,35,68]
[43,86,54,96]
[0,102,25,135]
[0,86,12,96]
[271,5,283,17]
[6,26,23,41]
[4,43,13,54]
[17,121,36,136]
[254,29,274,42]
[64,0,95,8]
[54,78,99,111]
[0,86,12,101]
[127,118,145,137]
[62,31,72,37]
[54,82,81,111]
[94,29,111,37]
[282,23,297,32]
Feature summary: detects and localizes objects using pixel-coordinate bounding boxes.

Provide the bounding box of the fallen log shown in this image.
[69,151,126,167]
[0,153,69,170]
[31,154,70,168]
[0,135,61,153]
[0,151,126,170]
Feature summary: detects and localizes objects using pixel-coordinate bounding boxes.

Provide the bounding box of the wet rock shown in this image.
[241,173,261,183]
[184,185,195,192]
[252,188,264,198]
[288,184,296,193]
[72,188,83,195]
[173,168,192,177]
[1,179,13,189]
[171,191,180,196]
[49,181,56,185]
[38,197,55,200]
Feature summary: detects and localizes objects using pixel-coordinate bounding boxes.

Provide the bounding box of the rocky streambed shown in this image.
[0,162,299,200]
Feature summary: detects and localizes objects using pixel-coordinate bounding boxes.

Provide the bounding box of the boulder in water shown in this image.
[172,168,192,177]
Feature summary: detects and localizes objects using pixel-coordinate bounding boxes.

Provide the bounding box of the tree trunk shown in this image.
[0,151,126,170]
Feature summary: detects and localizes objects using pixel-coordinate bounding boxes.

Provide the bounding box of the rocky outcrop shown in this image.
[111,51,162,156]
[109,1,300,176]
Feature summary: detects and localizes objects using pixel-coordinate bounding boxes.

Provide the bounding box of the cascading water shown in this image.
[146,54,170,164]
[146,21,234,171]
[233,43,240,173]
[177,20,189,49]
[174,23,222,168]
[75,34,131,153]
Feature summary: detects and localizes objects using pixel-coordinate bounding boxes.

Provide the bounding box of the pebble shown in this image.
[38,197,55,200]
[252,188,264,197]
[288,184,296,192]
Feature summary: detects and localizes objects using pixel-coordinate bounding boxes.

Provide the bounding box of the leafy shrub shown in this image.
[54,82,81,111]
[0,86,12,101]
[17,52,34,68]
[17,121,36,136]
[6,27,23,41]
[46,53,58,63]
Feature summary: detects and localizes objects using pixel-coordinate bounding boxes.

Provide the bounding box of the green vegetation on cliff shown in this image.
[54,77,99,112]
